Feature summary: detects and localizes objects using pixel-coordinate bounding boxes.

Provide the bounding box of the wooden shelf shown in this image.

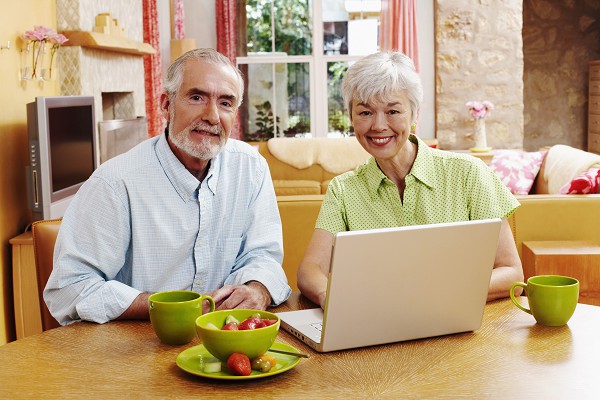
[60,31,155,56]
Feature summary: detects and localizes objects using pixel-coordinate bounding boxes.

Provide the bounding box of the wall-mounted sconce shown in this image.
[0,40,10,52]
[19,26,68,81]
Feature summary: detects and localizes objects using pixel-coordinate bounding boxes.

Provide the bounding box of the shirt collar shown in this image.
[362,134,435,199]
[155,133,220,201]
[409,134,435,189]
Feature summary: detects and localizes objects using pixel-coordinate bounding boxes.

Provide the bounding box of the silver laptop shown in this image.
[278,218,501,352]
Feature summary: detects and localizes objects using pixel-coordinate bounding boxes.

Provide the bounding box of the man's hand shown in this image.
[208,281,271,311]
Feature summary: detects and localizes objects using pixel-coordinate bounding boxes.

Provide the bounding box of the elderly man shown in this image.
[45,48,291,325]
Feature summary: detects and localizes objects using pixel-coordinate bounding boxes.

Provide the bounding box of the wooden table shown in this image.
[1,293,599,399]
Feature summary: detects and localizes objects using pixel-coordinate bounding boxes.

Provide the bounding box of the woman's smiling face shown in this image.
[350,90,414,161]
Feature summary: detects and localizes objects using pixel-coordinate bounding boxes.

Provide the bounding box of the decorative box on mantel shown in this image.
[59,30,155,56]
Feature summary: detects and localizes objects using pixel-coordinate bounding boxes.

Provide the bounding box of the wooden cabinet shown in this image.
[522,241,600,306]
[589,61,600,154]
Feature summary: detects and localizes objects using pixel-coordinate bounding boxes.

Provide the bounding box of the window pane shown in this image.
[324,21,348,55]
[245,0,273,54]
[245,0,312,56]
[242,62,311,141]
[323,0,380,55]
[327,61,351,136]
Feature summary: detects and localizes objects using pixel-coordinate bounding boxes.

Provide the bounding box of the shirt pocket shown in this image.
[217,237,243,270]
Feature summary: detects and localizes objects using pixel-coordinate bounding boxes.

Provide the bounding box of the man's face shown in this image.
[161,59,240,162]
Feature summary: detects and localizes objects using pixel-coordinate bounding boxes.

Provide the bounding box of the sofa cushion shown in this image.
[267,138,370,174]
[559,168,600,194]
[489,150,546,195]
[273,180,321,196]
[538,145,600,194]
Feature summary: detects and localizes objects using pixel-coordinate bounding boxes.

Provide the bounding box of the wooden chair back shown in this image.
[31,219,62,331]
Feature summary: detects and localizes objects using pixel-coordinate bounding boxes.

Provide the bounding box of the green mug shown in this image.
[510,275,579,327]
[149,290,215,345]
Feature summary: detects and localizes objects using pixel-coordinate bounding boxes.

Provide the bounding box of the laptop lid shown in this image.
[279,218,501,352]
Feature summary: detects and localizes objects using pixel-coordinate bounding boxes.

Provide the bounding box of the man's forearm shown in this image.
[117,292,151,320]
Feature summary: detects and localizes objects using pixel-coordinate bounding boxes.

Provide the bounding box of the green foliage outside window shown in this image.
[245,0,312,139]
[248,101,281,141]
[246,0,312,55]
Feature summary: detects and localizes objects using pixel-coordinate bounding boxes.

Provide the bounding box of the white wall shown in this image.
[156,1,435,138]
[157,0,216,79]
[416,0,435,139]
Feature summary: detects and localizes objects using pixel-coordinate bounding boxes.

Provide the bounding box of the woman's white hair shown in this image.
[163,48,244,107]
[341,51,423,123]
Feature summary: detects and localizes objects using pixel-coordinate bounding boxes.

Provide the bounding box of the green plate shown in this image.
[176,341,302,380]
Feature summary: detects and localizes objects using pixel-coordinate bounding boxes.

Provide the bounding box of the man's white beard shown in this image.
[169,120,227,160]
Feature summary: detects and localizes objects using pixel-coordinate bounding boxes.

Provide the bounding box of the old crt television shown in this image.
[26,95,97,222]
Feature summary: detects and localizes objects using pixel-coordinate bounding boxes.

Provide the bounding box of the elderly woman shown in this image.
[297,51,523,308]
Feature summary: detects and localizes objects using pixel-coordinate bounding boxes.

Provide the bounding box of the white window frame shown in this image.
[236,1,374,138]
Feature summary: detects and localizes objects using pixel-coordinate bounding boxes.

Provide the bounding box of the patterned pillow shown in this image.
[489,150,547,195]
[559,168,600,194]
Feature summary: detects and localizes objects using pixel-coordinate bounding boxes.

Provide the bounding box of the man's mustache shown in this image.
[189,123,223,136]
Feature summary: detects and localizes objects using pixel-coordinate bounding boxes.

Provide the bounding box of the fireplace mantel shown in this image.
[60,31,155,56]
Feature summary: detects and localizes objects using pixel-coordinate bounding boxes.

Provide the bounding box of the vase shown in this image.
[470,118,492,152]
[36,42,48,81]
[20,42,32,80]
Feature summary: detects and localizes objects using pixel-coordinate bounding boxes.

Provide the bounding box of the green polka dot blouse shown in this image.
[316,135,520,234]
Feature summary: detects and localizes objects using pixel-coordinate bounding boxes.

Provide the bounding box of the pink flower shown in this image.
[20,25,67,80]
[48,33,68,46]
[466,100,494,119]
[22,25,61,43]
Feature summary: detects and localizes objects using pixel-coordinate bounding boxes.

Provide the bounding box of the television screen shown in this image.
[48,106,95,195]
[27,96,97,222]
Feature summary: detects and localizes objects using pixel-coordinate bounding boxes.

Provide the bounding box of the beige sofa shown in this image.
[268,140,600,301]
[254,138,600,196]
[250,138,370,196]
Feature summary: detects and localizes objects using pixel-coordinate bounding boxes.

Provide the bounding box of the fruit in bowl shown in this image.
[195,309,280,361]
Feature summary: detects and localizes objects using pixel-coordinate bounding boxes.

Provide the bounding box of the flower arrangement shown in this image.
[21,25,68,80]
[465,100,494,120]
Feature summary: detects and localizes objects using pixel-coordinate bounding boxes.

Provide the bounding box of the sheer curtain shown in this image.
[380,0,419,72]
[143,0,164,137]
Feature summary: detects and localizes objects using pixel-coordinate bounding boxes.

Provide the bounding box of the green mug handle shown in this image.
[510,282,531,315]
[201,295,216,314]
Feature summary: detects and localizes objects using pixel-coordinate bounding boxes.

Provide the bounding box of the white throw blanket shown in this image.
[542,144,600,193]
[267,137,371,174]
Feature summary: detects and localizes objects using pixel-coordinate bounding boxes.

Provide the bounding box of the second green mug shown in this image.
[510,275,579,327]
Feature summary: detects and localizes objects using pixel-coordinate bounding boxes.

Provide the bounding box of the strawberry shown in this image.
[238,317,263,330]
[221,322,239,331]
[227,353,252,376]
[262,319,278,327]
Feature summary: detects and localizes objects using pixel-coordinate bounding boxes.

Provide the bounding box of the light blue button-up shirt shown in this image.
[45,134,291,325]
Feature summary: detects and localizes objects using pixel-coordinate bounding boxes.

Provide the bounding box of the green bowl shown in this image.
[195,309,280,361]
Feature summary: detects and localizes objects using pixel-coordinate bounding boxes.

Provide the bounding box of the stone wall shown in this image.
[435,0,524,150]
[435,0,600,151]
[523,0,600,151]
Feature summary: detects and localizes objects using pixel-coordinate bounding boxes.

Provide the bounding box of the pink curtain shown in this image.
[380,0,419,72]
[173,0,186,40]
[143,0,164,137]
[216,0,242,139]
